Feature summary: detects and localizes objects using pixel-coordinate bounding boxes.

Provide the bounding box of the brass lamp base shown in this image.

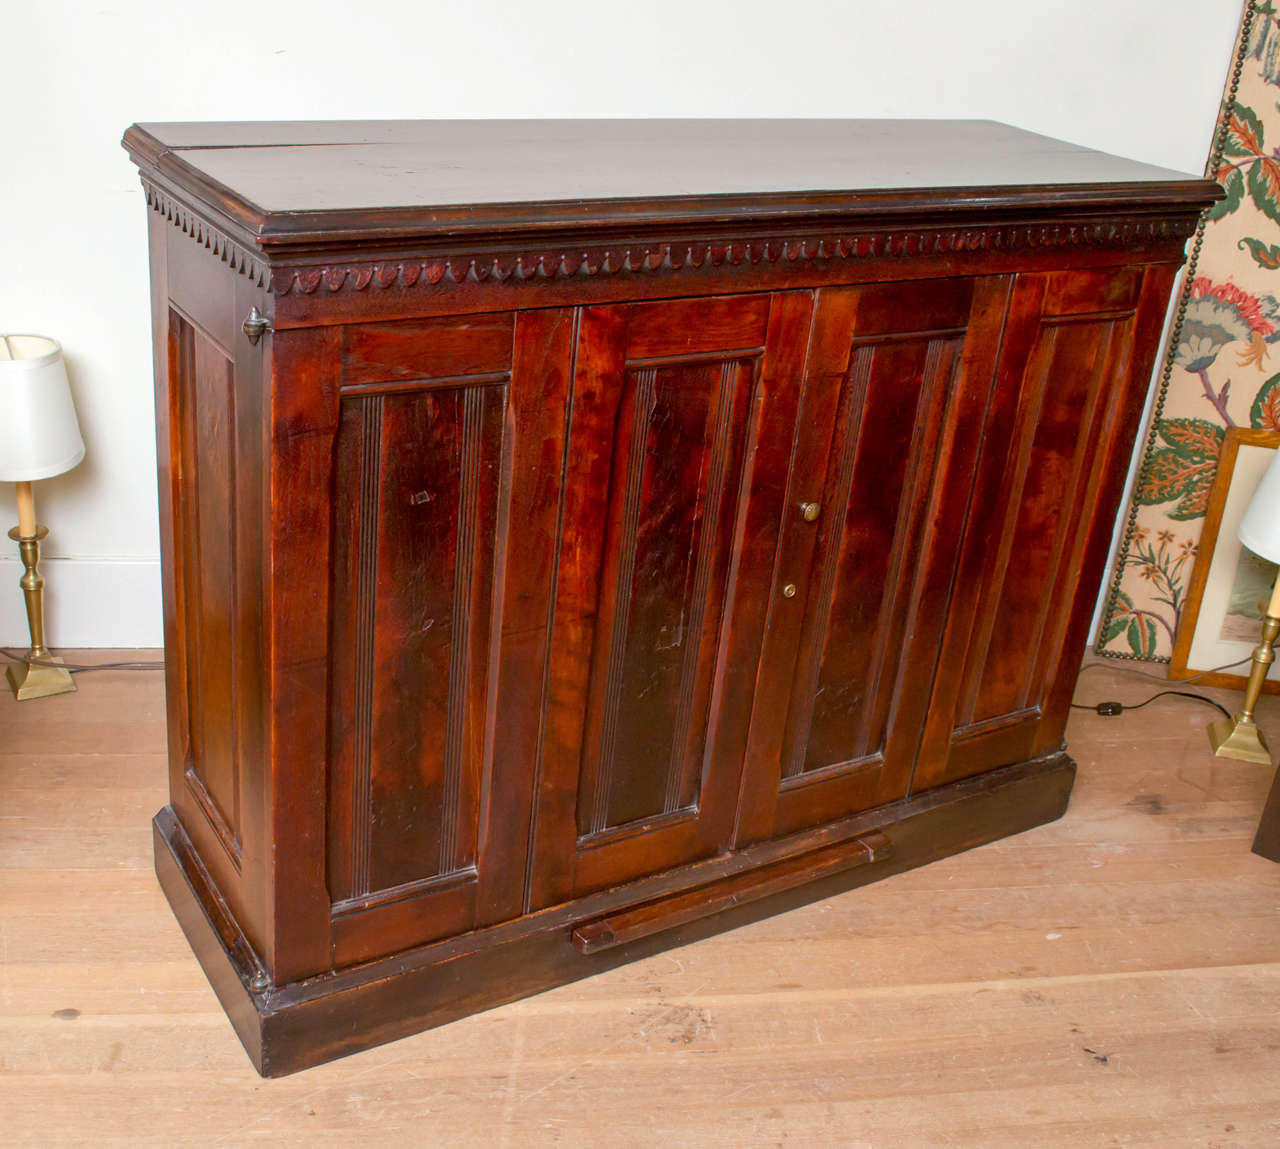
[1208,714,1272,764]
[6,654,76,701]
[1209,608,1280,765]
[6,522,77,701]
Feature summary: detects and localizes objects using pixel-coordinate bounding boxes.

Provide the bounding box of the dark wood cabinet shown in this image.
[123,119,1219,1075]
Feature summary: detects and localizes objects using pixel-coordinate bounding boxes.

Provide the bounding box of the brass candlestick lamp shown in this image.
[0,334,86,700]
[1210,446,1280,763]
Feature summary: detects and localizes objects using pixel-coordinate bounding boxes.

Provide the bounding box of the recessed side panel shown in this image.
[170,309,243,863]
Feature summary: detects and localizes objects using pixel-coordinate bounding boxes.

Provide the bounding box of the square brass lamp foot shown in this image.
[1208,715,1272,764]
[5,655,76,701]
[1208,606,1280,766]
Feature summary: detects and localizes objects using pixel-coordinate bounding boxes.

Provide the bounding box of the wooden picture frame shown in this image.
[1170,427,1280,693]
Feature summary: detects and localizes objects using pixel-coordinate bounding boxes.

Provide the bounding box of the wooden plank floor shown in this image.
[2,654,1278,1147]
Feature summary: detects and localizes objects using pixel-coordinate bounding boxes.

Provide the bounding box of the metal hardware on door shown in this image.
[242,306,271,346]
[782,583,798,598]
[799,502,820,522]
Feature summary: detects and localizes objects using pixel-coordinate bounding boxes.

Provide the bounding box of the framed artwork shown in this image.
[1169,427,1280,692]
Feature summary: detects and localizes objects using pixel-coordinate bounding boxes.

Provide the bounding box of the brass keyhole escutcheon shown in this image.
[782,583,798,599]
[799,502,820,522]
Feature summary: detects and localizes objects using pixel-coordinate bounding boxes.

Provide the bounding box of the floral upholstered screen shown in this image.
[1098,0,1280,661]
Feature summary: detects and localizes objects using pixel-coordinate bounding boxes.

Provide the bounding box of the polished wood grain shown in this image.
[122,120,1211,246]
[525,293,817,908]
[912,266,1178,792]
[3,656,1279,1144]
[738,277,986,844]
[123,120,1220,1073]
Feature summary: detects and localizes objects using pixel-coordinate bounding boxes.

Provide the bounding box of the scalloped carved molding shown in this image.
[145,183,268,288]
[143,178,1193,299]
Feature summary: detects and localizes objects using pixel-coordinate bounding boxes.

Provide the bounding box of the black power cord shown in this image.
[1072,690,1232,721]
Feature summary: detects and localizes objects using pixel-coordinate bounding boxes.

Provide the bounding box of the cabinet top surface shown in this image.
[123,119,1219,246]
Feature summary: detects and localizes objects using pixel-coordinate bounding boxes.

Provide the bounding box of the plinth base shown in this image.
[154,752,1076,1077]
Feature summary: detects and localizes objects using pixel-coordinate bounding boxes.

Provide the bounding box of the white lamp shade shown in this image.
[1238,445,1280,565]
[0,335,86,482]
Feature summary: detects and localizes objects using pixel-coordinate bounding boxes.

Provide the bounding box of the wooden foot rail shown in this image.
[571,830,893,955]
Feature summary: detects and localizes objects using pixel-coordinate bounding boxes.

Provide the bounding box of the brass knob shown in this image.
[782,583,797,599]
[799,502,820,522]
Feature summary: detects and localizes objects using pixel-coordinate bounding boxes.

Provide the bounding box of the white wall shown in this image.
[0,0,1244,646]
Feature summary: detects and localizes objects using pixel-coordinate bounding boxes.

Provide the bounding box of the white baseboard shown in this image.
[0,557,163,648]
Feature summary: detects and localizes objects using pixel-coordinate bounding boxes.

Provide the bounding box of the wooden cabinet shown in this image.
[123,119,1219,1075]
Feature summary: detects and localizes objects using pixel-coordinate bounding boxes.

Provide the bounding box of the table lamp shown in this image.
[0,334,85,700]
[1209,446,1280,762]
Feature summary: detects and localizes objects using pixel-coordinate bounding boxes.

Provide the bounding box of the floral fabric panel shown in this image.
[1099,0,1280,661]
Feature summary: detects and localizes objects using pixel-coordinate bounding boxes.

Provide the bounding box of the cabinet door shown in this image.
[529,292,813,905]
[912,265,1177,791]
[324,309,576,967]
[735,277,1008,844]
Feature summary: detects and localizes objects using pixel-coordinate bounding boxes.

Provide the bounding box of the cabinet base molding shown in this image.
[154,752,1075,1077]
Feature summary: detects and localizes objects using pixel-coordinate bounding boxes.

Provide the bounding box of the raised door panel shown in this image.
[736,278,1009,843]
[326,310,576,966]
[531,293,813,906]
[913,266,1178,790]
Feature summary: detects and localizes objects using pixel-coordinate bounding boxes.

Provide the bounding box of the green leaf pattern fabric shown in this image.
[1099,0,1280,661]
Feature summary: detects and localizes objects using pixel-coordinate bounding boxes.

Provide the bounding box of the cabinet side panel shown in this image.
[155,232,271,967]
[172,313,243,858]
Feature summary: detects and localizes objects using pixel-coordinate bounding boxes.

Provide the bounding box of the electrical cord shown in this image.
[1071,690,1232,721]
[1077,656,1253,686]
[0,648,164,673]
[1072,656,1255,722]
